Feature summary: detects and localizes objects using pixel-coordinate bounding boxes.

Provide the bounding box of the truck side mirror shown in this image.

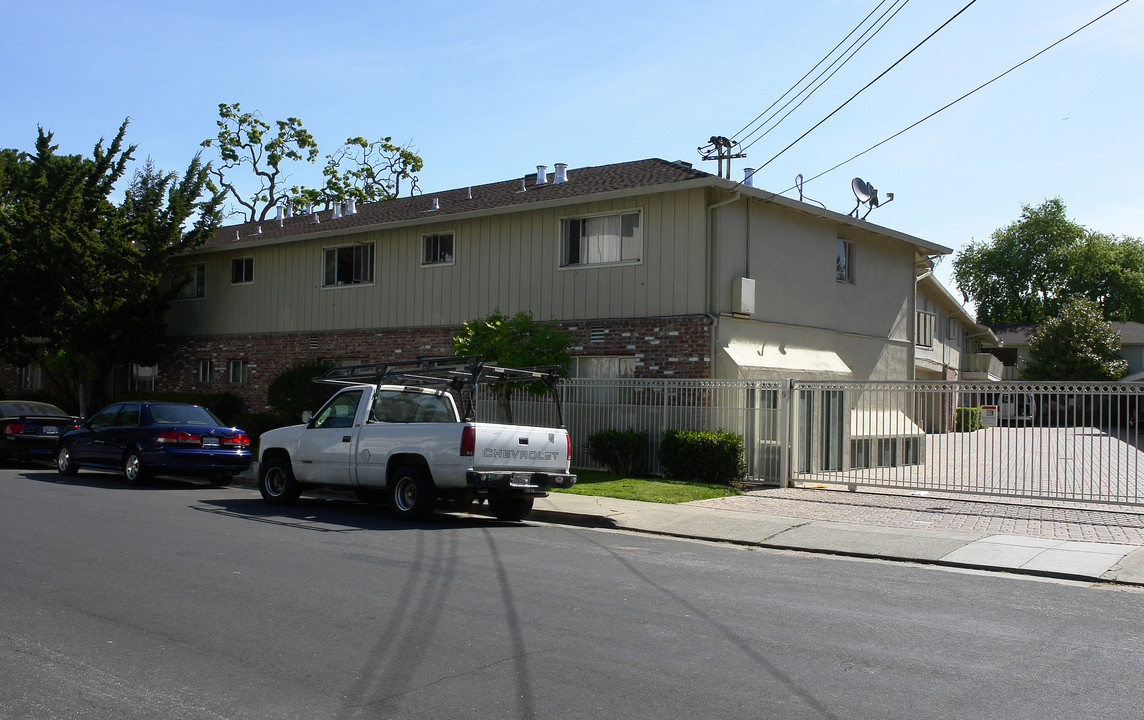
[301,410,312,424]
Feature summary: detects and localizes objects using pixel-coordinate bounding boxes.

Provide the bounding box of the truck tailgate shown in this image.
[472,425,570,472]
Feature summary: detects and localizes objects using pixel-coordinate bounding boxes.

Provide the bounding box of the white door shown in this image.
[293,390,363,486]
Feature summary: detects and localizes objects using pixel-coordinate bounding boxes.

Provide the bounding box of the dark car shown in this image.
[1,400,81,462]
[56,401,251,485]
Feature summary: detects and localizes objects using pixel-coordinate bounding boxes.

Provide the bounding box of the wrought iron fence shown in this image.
[476,378,1144,505]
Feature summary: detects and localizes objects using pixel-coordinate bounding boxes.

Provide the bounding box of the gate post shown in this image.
[779,379,792,488]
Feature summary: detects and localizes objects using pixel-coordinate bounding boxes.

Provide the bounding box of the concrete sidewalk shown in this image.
[526,490,1144,586]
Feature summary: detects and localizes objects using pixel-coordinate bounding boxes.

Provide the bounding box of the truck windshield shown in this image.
[371,390,454,423]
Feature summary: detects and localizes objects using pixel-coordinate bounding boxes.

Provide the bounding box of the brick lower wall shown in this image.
[154,316,714,412]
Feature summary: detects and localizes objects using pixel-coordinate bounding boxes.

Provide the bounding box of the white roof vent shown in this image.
[426,198,440,212]
[311,211,320,225]
[554,163,568,184]
[346,197,357,215]
[535,165,547,185]
[516,179,527,193]
[332,203,342,219]
[743,168,756,187]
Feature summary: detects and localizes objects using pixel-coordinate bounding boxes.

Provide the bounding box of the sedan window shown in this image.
[89,405,122,429]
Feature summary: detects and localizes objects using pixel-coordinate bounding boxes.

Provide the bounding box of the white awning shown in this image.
[851,410,924,439]
[721,342,851,378]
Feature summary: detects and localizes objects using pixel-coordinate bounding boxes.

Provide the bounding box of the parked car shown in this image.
[56,401,252,485]
[1,400,81,462]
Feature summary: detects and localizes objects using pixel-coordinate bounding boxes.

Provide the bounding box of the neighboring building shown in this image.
[915,273,1001,382]
[986,321,1144,380]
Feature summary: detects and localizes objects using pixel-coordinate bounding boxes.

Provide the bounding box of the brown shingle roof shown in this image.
[201,158,710,250]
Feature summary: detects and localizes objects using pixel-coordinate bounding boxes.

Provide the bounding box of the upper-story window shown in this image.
[916,311,935,348]
[231,257,254,284]
[323,242,375,287]
[422,232,454,266]
[174,264,206,300]
[560,210,642,267]
[836,240,854,284]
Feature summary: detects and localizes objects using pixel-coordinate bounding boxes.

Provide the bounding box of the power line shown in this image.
[733,0,912,151]
[742,0,979,172]
[781,0,1136,197]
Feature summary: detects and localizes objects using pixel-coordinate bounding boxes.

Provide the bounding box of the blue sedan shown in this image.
[56,401,252,485]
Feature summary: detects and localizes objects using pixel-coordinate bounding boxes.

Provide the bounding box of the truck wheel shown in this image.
[260,457,301,505]
[490,496,534,522]
[390,465,435,520]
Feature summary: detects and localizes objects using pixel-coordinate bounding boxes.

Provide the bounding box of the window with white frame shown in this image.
[322,242,375,287]
[572,356,636,378]
[230,257,254,284]
[422,232,454,266]
[836,239,854,284]
[228,359,247,385]
[561,210,642,267]
[174,264,206,300]
[130,363,158,392]
[197,359,212,385]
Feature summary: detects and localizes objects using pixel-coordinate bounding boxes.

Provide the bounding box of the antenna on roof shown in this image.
[698,135,745,179]
[849,177,894,220]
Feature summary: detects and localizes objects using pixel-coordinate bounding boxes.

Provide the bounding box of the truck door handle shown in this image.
[342,436,352,443]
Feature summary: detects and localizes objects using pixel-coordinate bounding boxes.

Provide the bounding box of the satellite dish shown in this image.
[850,176,893,219]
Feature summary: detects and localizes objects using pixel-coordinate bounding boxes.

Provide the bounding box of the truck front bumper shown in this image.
[466,470,577,492]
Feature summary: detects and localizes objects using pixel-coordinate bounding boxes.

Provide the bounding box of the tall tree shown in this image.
[453,310,572,424]
[1022,297,1128,380]
[954,199,1144,323]
[201,103,423,222]
[1,122,221,414]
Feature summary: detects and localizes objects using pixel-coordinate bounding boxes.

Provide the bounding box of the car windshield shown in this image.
[149,403,223,426]
[0,401,69,417]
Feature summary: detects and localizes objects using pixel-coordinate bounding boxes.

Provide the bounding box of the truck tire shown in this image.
[260,457,301,505]
[389,465,435,520]
[490,495,534,522]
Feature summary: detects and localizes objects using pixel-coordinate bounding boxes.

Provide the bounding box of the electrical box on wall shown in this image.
[731,277,755,315]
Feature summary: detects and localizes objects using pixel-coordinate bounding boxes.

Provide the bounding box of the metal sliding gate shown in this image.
[479,379,1144,506]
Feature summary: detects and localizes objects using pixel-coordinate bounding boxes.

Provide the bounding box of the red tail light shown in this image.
[566,432,572,462]
[4,423,26,435]
[156,430,202,446]
[460,425,476,456]
[221,433,250,449]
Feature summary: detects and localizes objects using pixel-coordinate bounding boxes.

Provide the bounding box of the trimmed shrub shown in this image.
[267,360,337,418]
[955,406,981,432]
[585,428,648,477]
[659,429,746,485]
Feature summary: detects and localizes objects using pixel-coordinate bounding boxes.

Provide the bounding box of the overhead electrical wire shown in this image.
[780,0,1136,197]
[739,0,979,177]
[733,0,912,151]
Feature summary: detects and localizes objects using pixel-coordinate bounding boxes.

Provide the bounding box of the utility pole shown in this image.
[697,136,746,179]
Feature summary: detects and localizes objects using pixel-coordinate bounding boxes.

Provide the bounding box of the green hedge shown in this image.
[584,428,648,477]
[659,429,746,485]
[954,406,981,432]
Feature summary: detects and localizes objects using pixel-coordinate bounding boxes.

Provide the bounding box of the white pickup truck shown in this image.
[255,357,576,521]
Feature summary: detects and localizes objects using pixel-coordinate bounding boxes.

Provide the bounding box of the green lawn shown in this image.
[553,469,742,504]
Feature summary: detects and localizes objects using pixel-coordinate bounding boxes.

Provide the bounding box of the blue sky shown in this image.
[4,0,1142,299]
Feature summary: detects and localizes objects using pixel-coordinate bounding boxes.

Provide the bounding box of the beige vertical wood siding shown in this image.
[165,187,711,337]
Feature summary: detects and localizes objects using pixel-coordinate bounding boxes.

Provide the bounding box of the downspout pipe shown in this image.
[706,192,742,378]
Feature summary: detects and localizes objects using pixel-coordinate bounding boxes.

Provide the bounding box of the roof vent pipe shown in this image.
[428,197,440,211]
[517,179,527,193]
[346,197,357,215]
[466,187,472,200]
[554,163,568,184]
[332,203,342,219]
[285,204,293,219]
[235,230,240,241]
[311,212,320,225]
[535,165,547,185]
[743,168,756,187]
[275,205,284,221]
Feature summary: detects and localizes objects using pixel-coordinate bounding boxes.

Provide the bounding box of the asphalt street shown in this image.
[2,465,1143,719]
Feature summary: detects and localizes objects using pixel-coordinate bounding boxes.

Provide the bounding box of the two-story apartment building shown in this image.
[119,159,951,411]
[915,273,1001,382]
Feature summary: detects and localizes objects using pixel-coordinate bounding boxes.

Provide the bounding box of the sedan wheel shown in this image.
[57,445,79,476]
[123,450,152,485]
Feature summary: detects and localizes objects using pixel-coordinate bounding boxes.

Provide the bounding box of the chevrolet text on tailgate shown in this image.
[255,356,576,521]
